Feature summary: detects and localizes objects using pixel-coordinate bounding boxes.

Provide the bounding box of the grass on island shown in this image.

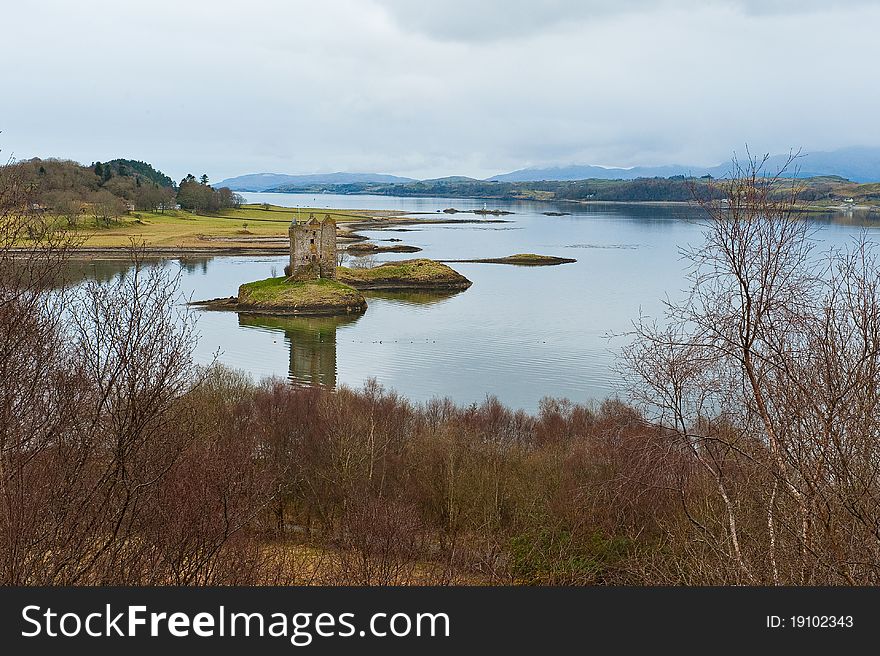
[48,204,393,249]
[337,258,472,290]
[237,276,367,315]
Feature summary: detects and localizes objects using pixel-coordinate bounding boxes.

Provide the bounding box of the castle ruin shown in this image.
[288,214,337,280]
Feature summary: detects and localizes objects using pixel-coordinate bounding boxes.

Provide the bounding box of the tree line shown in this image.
[4,157,242,227]
[176,173,243,212]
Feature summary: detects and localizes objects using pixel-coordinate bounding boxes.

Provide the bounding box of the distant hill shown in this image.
[490,147,880,184]
[419,176,483,183]
[216,172,415,192]
[195,173,880,206]
[217,146,880,194]
[751,147,880,183]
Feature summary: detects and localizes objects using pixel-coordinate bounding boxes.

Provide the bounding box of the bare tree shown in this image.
[624,152,880,584]
[0,158,82,584]
[90,189,126,227]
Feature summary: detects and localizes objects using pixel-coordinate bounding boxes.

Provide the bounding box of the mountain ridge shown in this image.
[218,147,880,190]
[489,147,880,183]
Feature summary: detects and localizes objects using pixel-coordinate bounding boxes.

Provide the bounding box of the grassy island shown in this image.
[237,277,367,315]
[194,277,367,316]
[337,259,472,290]
[444,253,577,266]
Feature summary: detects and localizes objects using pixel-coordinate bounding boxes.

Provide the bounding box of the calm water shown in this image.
[70,193,880,412]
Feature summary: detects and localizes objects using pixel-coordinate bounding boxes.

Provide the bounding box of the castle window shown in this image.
[310,238,315,244]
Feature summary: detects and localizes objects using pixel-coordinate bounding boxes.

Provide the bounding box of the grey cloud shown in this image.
[373,0,879,42]
[371,0,655,42]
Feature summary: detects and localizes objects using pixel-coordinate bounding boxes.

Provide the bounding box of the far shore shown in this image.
[20,198,871,261]
[35,206,514,257]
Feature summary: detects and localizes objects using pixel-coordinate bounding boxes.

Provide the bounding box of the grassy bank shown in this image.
[53,204,394,249]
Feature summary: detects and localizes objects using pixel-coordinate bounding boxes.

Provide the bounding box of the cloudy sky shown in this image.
[2,0,879,181]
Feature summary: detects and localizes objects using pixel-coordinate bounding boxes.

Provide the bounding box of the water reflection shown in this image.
[60,258,134,286]
[237,313,361,388]
[363,289,466,306]
[234,287,466,388]
[60,256,213,286]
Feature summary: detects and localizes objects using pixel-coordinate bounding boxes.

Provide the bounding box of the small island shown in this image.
[443,253,577,266]
[193,278,368,316]
[472,208,514,216]
[346,242,422,254]
[337,258,473,291]
[442,207,514,216]
[238,277,368,315]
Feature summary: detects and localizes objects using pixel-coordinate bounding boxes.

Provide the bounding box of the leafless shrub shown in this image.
[349,254,377,269]
[332,498,426,585]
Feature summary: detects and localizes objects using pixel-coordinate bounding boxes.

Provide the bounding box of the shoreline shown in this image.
[52,216,513,258]
[59,246,291,258]
[250,191,877,213]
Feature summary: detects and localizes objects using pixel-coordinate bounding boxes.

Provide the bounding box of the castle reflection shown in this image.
[237,313,361,388]
[235,288,465,388]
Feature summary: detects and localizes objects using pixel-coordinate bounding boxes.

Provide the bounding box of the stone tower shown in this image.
[288,213,337,280]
